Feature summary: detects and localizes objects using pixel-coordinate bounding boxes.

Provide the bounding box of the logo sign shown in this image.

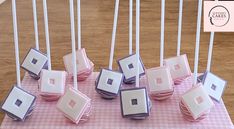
[204,1,234,32]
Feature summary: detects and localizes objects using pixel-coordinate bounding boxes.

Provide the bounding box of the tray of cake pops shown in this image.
[1,0,233,128]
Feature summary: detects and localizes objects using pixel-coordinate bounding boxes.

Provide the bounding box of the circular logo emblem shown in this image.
[209,5,230,27]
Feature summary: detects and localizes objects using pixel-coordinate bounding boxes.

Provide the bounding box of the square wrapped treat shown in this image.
[95,69,123,98]
[120,87,150,118]
[163,54,191,81]
[117,54,145,84]
[146,67,173,94]
[202,71,227,102]
[63,48,91,75]
[1,86,36,121]
[21,48,48,80]
[39,69,66,96]
[181,84,214,120]
[56,88,91,124]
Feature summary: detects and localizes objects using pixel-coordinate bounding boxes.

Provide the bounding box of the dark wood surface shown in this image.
[0,0,233,123]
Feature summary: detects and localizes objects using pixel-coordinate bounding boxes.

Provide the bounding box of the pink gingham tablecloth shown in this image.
[1,72,233,129]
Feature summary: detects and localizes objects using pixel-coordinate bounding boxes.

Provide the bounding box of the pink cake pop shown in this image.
[76,0,94,81]
[57,0,91,123]
[146,67,174,101]
[38,0,66,101]
[146,0,174,101]
[63,0,94,81]
[179,85,213,122]
[163,0,192,85]
[179,0,214,122]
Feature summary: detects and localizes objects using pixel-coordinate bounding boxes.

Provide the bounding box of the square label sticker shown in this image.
[204,1,234,32]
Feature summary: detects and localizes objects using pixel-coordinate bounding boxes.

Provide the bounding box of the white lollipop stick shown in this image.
[77,0,81,50]
[108,0,119,70]
[70,0,78,90]
[32,0,39,50]
[136,0,140,88]
[177,0,183,56]
[12,0,21,88]
[193,0,203,85]
[160,0,165,67]
[129,0,133,55]
[43,0,51,71]
[207,32,214,72]
[206,0,218,71]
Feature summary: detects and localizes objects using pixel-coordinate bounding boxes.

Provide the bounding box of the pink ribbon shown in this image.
[174,75,191,85]
[150,87,174,101]
[179,100,210,122]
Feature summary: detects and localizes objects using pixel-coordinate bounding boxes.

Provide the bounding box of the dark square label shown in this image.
[128,63,134,69]
[107,79,113,85]
[211,84,217,91]
[131,99,138,105]
[32,58,38,64]
[15,99,22,107]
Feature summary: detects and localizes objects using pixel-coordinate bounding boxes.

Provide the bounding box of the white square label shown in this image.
[120,88,148,116]
[21,49,47,75]
[57,88,90,123]
[97,69,123,94]
[1,86,35,120]
[40,70,66,94]
[182,84,214,119]
[118,54,144,80]
[163,54,191,80]
[146,67,173,93]
[203,72,227,101]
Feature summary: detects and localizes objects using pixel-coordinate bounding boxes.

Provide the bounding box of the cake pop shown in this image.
[21,0,48,80]
[163,0,192,85]
[57,0,91,123]
[179,0,214,122]
[197,32,227,102]
[120,0,151,119]
[179,84,213,122]
[39,0,66,101]
[146,0,174,101]
[63,0,94,81]
[117,0,145,85]
[1,0,36,121]
[95,0,124,99]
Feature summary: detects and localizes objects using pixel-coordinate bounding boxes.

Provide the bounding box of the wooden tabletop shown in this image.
[0,0,233,123]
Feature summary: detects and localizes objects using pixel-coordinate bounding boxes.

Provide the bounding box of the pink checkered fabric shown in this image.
[1,73,233,129]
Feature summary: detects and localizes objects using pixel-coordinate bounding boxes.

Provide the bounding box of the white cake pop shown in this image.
[95,0,124,99]
[120,0,151,120]
[117,0,145,85]
[21,0,48,80]
[1,0,36,121]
